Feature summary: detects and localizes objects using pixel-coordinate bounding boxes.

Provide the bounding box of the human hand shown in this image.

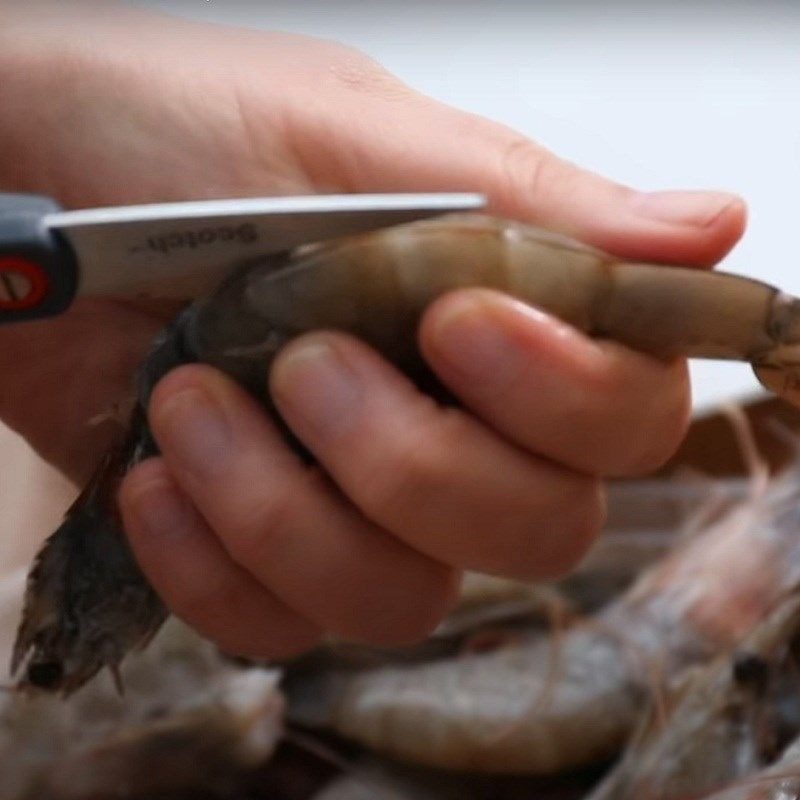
[0,2,746,657]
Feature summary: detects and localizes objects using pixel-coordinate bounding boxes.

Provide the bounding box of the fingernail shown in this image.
[128,479,192,540]
[631,190,739,227]
[429,295,524,387]
[271,338,361,440]
[155,388,231,474]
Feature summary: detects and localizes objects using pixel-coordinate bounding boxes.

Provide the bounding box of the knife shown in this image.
[0,192,486,324]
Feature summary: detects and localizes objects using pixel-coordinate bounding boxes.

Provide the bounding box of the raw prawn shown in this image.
[285,464,800,774]
[586,591,800,800]
[14,213,800,694]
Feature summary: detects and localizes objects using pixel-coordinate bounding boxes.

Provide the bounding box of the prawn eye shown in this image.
[732,652,769,692]
[27,661,64,690]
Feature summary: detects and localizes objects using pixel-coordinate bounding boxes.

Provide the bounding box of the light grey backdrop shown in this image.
[131,1,800,410]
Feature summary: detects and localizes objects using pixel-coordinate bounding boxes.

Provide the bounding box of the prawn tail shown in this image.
[11,309,198,695]
[11,406,166,695]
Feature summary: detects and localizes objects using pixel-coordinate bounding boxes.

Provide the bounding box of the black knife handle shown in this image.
[0,193,77,324]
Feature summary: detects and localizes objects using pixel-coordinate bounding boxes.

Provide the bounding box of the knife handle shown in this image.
[0,193,77,324]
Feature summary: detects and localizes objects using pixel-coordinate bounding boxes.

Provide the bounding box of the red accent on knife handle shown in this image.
[0,256,51,310]
[0,193,77,324]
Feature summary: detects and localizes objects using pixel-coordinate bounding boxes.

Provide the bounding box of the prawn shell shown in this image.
[187,214,782,394]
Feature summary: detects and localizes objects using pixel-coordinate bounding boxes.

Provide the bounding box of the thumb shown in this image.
[299,77,745,267]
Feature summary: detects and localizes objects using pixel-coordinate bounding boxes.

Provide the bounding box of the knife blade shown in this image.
[0,192,486,324]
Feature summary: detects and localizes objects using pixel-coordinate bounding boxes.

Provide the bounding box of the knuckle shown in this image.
[355,404,461,527]
[328,47,412,102]
[496,135,558,216]
[360,461,429,527]
[225,469,335,565]
[221,481,301,566]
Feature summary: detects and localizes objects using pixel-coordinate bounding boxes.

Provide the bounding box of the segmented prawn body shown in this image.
[285,467,800,774]
[13,214,800,694]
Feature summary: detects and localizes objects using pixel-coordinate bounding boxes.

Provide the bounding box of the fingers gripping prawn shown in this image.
[186,214,800,404]
[13,214,800,695]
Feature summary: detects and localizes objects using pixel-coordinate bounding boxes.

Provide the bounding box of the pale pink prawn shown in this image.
[285,463,800,774]
[586,591,800,800]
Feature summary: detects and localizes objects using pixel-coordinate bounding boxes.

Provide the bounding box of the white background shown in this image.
[134,1,800,409]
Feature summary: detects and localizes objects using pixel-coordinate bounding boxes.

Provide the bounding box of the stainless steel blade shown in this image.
[45,193,485,301]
